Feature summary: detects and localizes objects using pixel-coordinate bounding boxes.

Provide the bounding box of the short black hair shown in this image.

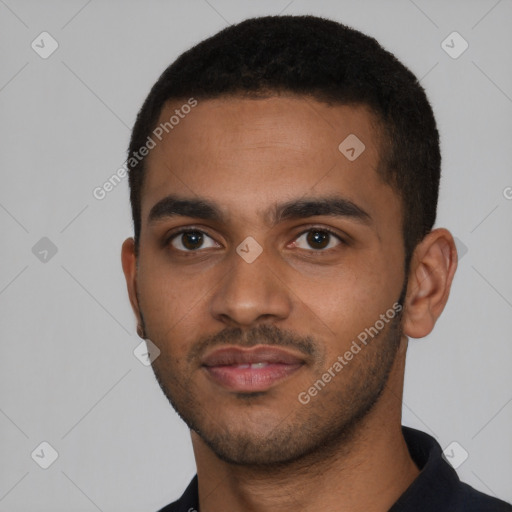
[127,14,440,270]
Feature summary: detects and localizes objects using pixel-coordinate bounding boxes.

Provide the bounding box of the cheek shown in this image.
[136,258,223,361]
[290,260,399,347]
[136,262,200,335]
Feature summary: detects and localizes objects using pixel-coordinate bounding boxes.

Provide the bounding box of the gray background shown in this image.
[1,0,511,510]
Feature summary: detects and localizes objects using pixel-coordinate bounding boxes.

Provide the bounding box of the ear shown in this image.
[402,228,458,339]
[121,237,142,329]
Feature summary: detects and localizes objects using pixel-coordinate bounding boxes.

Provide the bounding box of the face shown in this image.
[125,95,408,466]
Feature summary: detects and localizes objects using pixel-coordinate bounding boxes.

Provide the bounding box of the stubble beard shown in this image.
[146,306,404,469]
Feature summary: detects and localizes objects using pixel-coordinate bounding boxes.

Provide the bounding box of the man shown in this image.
[121,15,512,512]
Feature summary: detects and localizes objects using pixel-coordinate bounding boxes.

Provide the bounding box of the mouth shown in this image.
[201,345,305,392]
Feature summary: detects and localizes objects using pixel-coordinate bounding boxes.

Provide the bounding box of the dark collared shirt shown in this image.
[158,426,512,511]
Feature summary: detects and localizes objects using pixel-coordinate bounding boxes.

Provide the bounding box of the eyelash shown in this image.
[164,226,347,254]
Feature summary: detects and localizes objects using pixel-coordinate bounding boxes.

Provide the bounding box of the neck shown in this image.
[191,336,419,512]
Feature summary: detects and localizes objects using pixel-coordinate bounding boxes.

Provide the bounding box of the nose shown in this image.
[209,245,293,328]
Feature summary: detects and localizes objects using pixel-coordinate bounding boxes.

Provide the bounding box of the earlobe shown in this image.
[121,237,142,327]
[402,228,458,339]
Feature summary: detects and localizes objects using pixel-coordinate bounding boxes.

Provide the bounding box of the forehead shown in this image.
[148,95,382,161]
[141,95,397,227]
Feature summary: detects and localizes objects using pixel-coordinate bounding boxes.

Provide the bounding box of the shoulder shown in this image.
[451,481,512,512]
[395,427,512,512]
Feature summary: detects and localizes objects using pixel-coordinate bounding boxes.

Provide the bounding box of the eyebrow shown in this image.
[147,194,372,227]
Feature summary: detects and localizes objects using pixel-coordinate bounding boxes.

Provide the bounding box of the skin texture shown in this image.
[121,95,458,512]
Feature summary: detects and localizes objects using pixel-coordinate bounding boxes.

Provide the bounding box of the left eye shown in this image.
[293,229,342,251]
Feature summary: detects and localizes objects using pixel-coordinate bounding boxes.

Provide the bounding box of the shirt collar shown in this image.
[388,426,461,510]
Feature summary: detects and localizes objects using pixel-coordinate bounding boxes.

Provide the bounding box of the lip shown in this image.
[202,346,305,366]
[201,345,305,392]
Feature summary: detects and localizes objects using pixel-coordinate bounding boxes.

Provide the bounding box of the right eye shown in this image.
[166,229,220,252]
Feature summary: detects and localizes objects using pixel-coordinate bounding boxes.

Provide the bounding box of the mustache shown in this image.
[187,323,321,365]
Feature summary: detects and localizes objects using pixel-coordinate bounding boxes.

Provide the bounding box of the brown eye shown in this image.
[294,229,342,251]
[306,230,330,249]
[181,231,203,250]
[169,230,218,251]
